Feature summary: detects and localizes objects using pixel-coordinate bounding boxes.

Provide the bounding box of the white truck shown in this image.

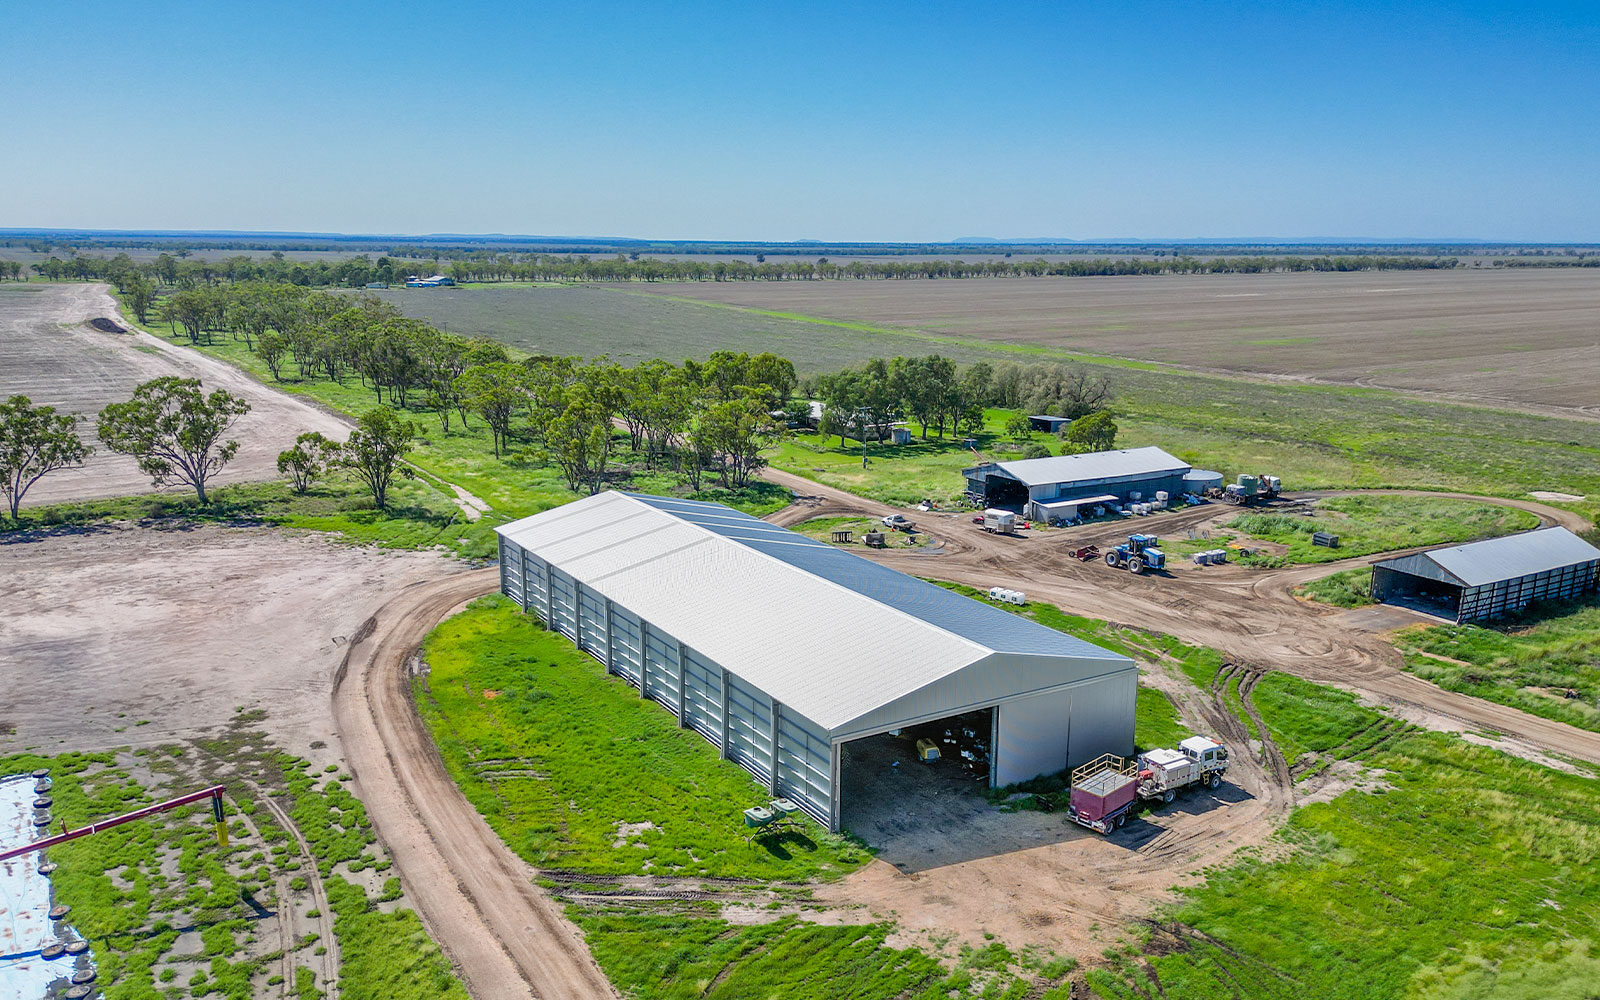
[1136,736,1229,803]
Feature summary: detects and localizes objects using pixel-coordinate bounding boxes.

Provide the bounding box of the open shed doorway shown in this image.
[838,707,994,844]
[982,476,1029,509]
[1373,567,1463,620]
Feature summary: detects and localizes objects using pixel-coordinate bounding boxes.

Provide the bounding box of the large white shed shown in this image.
[495,491,1136,831]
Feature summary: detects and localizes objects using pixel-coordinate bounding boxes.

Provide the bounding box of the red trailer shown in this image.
[1067,754,1138,834]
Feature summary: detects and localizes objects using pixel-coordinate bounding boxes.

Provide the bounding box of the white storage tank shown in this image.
[1182,470,1224,494]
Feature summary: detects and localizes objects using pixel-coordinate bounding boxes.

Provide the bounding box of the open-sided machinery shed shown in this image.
[962,446,1191,520]
[1371,526,1600,623]
[495,491,1136,831]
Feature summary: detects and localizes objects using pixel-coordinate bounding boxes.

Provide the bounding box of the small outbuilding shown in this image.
[1370,526,1600,622]
[1028,415,1072,433]
[495,491,1136,831]
[963,446,1191,520]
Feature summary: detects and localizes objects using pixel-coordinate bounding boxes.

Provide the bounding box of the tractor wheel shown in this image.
[1104,552,1118,567]
[1129,557,1145,575]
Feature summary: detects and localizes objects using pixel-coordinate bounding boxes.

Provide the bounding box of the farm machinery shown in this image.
[1071,544,1101,561]
[1104,534,1165,574]
[1068,736,1230,833]
[1214,474,1282,506]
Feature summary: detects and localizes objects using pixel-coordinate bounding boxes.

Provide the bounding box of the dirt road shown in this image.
[762,468,1600,767]
[332,568,618,1000]
[0,282,350,505]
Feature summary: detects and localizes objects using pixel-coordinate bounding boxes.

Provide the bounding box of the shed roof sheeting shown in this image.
[1373,526,1600,587]
[965,446,1189,488]
[497,492,1131,733]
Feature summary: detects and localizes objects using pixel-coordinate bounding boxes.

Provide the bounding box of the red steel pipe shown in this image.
[0,784,226,862]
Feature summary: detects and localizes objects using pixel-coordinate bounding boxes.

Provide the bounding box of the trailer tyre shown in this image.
[1115,812,1127,828]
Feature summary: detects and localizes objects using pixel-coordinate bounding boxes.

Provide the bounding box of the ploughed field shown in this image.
[630,269,1600,417]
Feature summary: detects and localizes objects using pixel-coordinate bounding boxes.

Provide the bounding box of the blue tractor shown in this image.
[1105,534,1166,575]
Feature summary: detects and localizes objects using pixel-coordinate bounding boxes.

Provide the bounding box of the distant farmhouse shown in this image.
[405,274,455,287]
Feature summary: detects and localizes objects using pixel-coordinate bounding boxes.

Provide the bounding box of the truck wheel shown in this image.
[1129,557,1145,574]
[1115,812,1127,828]
[1163,790,1175,804]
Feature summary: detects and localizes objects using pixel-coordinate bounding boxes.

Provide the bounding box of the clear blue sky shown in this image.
[5,1,1598,241]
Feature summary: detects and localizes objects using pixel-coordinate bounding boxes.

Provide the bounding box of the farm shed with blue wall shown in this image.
[962,446,1191,520]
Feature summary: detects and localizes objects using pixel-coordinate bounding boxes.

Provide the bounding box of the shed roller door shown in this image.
[610,605,643,687]
[724,674,773,782]
[643,628,681,712]
[548,568,578,640]
[682,648,722,747]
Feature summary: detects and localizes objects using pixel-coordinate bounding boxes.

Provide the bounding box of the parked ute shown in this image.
[1137,736,1229,803]
[882,513,915,531]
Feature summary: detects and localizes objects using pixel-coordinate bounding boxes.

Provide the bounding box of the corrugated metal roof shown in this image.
[498,491,1130,732]
[1375,526,1600,588]
[967,446,1189,488]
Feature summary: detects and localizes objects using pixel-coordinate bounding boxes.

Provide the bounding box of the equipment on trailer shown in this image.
[1105,534,1166,574]
[1136,736,1229,803]
[1218,473,1282,506]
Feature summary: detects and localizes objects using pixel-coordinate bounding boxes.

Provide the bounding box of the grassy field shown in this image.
[3,474,505,558]
[1295,567,1375,607]
[416,595,864,878]
[1135,688,1193,751]
[1087,677,1600,1000]
[0,742,466,1000]
[1395,598,1600,734]
[1222,495,1541,567]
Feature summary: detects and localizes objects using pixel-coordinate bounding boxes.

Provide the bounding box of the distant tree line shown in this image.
[0,249,1477,290]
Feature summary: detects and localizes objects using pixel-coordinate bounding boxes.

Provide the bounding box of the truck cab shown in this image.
[1179,736,1228,775]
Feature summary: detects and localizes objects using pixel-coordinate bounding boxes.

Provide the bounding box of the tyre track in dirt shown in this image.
[332,567,618,1000]
[760,468,1600,767]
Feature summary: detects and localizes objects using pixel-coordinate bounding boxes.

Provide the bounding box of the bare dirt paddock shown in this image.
[0,282,350,505]
[635,269,1600,417]
[0,522,454,758]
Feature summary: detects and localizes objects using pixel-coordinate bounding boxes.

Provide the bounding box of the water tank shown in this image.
[1183,470,1224,493]
[1155,491,1169,502]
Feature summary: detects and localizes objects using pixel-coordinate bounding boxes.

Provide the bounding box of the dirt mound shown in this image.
[88,316,126,333]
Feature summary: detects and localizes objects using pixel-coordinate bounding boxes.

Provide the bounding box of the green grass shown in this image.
[416,594,865,878]
[1088,675,1600,1000]
[1135,687,1193,752]
[1225,495,1540,566]
[770,408,1061,505]
[2,477,504,558]
[789,514,921,548]
[1395,597,1600,733]
[1296,566,1376,607]
[0,746,465,1000]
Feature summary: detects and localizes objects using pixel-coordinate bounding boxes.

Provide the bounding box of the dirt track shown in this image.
[762,468,1600,768]
[332,567,619,1000]
[0,282,350,505]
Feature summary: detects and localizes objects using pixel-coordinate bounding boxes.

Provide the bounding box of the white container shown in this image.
[1129,491,1142,501]
[1155,491,1169,502]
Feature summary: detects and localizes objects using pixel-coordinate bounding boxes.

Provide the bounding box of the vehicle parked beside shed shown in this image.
[1370,526,1600,622]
